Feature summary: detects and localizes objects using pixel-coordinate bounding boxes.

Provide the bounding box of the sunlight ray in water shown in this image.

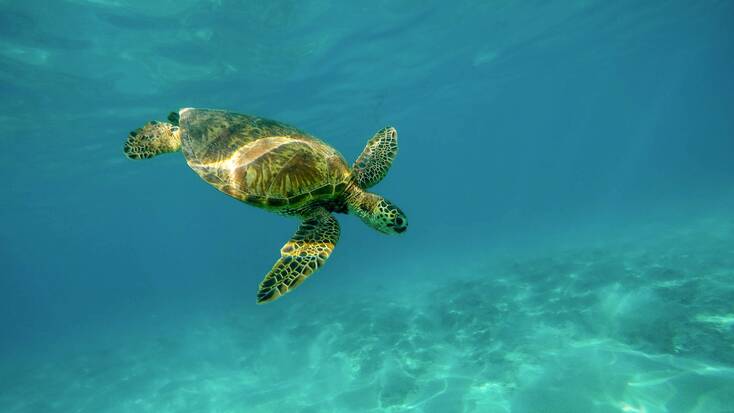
[2,0,734,412]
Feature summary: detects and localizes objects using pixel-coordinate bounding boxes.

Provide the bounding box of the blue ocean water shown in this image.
[2,0,734,411]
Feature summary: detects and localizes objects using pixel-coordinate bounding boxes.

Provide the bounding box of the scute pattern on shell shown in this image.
[179,108,351,212]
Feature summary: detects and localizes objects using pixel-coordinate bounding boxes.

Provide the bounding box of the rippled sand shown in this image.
[2,218,733,413]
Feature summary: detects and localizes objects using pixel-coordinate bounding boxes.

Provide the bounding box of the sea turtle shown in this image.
[123,108,407,303]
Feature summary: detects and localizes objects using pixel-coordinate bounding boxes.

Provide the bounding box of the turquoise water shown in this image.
[2,1,734,412]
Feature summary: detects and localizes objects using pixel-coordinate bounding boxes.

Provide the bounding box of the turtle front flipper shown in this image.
[256,207,340,304]
[351,126,398,189]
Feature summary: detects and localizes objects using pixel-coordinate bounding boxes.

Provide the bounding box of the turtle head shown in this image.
[348,189,407,234]
[123,120,181,160]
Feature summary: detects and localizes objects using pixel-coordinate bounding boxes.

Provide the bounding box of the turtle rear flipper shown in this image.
[351,126,398,189]
[256,207,340,303]
[123,120,181,160]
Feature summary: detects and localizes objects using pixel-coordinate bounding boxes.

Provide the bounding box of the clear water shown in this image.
[2,1,734,412]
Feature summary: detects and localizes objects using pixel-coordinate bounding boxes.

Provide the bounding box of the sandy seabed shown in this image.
[2,217,733,413]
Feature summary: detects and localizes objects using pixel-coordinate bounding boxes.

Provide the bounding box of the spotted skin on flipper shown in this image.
[352,126,398,189]
[256,208,340,303]
[123,121,180,160]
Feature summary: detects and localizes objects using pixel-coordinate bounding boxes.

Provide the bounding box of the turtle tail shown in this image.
[123,119,181,160]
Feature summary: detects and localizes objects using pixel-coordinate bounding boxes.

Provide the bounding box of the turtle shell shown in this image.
[179,108,351,211]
